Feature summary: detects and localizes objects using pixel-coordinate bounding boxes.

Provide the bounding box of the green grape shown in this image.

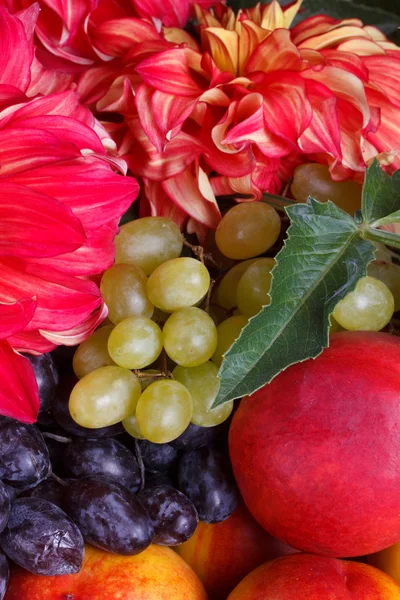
[73,325,115,379]
[212,315,248,368]
[173,362,233,427]
[122,412,145,439]
[367,261,400,311]
[291,163,362,214]
[215,259,257,310]
[373,243,392,263]
[69,366,141,428]
[215,202,281,260]
[136,379,193,443]
[329,315,344,334]
[107,317,163,370]
[147,257,210,312]
[115,217,183,275]
[163,307,218,367]
[333,276,394,331]
[236,258,275,317]
[100,264,154,324]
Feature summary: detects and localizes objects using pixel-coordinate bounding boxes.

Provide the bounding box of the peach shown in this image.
[369,542,400,586]
[5,544,208,600]
[177,501,297,600]
[227,554,400,599]
[229,332,400,557]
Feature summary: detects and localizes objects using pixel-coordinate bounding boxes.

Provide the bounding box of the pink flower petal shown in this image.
[7,158,139,231]
[246,29,301,74]
[132,0,189,28]
[0,128,80,176]
[363,55,400,109]
[91,17,159,57]
[40,301,108,346]
[162,165,221,228]
[0,340,39,423]
[0,258,102,332]
[0,298,36,339]
[0,5,35,92]
[136,48,205,96]
[8,329,58,355]
[0,181,86,258]
[27,222,118,275]
[143,178,188,228]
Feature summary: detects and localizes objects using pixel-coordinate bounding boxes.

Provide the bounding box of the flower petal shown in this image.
[142,179,188,228]
[0,5,36,92]
[40,301,108,346]
[0,298,36,339]
[0,128,80,176]
[8,329,57,355]
[132,0,189,28]
[0,341,39,423]
[28,222,118,276]
[7,158,139,231]
[91,17,159,57]
[246,29,301,74]
[363,55,400,109]
[0,181,86,258]
[162,165,221,228]
[0,258,102,332]
[136,48,205,96]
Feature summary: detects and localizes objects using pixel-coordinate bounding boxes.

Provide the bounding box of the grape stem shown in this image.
[42,432,72,444]
[182,237,221,270]
[133,350,173,382]
[50,472,69,487]
[203,278,216,314]
[362,227,400,250]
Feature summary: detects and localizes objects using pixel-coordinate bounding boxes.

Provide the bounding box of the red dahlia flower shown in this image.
[0,6,139,422]
[66,0,400,232]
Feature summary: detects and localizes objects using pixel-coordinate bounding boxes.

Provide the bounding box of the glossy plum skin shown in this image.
[25,353,59,414]
[0,419,50,490]
[64,438,142,491]
[178,447,238,524]
[139,485,198,546]
[0,498,84,576]
[229,332,400,558]
[0,551,8,600]
[138,440,179,473]
[170,422,227,450]
[64,478,154,555]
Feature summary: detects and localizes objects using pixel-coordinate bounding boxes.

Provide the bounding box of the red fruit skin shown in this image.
[227,554,400,599]
[229,332,400,557]
[176,501,297,600]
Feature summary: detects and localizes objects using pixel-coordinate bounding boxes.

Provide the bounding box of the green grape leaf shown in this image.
[362,159,400,224]
[213,199,375,407]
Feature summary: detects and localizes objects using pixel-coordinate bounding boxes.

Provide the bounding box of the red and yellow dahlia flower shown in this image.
[0,6,139,422]
[62,0,400,232]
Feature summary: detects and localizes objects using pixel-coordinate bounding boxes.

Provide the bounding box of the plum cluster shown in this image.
[0,352,238,597]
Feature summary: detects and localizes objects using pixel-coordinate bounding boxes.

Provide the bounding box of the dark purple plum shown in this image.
[0,551,8,600]
[138,440,178,473]
[25,353,59,414]
[22,479,66,509]
[0,419,50,490]
[138,485,198,546]
[0,498,84,575]
[63,438,142,491]
[64,478,153,555]
[170,422,226,450]
[177,446,238,524]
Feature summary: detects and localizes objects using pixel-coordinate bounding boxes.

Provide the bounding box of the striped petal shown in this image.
[0,341,39,423]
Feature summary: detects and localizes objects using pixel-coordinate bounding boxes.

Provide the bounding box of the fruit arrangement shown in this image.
[3,0,400,598]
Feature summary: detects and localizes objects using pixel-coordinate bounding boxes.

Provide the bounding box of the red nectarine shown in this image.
[229,332,400,557]
[176,501,297,600]
[5,544,208,600]
[227,554,400,599]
